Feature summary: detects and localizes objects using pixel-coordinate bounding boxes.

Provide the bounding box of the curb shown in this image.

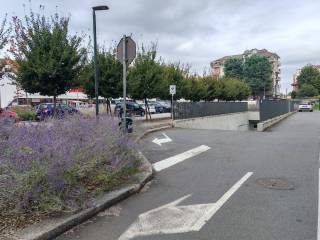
[12,152,153,240]
[135,117,171,122]
[257,111,297,132]
[134,124,173,144]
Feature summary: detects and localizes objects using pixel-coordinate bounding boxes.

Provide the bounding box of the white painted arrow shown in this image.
[118,172,253,240]
[152,133,172,146]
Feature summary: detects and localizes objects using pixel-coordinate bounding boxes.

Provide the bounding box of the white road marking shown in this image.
[118,172,253,240]
[152,145,211,172]
[193,171,253,230]
[152,133,172,146]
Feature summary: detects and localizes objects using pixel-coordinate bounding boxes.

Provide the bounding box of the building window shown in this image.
[4,65,11,72]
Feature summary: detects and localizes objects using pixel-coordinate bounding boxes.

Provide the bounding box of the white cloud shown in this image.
[1,0,320,92]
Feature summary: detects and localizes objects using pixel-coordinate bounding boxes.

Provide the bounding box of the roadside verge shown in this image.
[11,151,152,240]
[10,122,173,240]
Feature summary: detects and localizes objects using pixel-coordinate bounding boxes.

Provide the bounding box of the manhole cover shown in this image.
[256,178,294,190]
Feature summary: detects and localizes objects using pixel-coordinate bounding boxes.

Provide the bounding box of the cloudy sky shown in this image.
[1,0,320,92]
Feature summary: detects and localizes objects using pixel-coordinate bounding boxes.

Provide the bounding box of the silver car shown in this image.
[298,101,313,112]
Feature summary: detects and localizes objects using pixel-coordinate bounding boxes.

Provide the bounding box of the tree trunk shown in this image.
[103,98,107,113]
[144,98,148,120]
[53,96,57,109]
[106,98,111,115]
[144,98,152,120]
[146,99,152,120]
[148,103,152,120]
[53,95,57,117]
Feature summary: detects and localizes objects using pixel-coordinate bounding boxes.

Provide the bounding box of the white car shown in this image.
[298,101,313,112]
[137,102,156,114]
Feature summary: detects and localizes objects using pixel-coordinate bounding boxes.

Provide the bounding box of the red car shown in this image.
[0,108,19,122]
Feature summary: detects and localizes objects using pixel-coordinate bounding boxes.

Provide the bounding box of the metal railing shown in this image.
[173,102,248,120]
[259,100,294,121]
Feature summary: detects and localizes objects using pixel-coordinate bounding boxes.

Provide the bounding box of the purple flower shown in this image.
[0,114,136,214]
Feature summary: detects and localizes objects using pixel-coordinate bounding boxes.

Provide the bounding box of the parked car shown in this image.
[153,102,164,113]
[136,102,156,114]
[35,103,79,120]
[145,104,157,114]
[114,102,145,117]
[298,101,313,112]
[68,100,88,110]
[0,107,19,122]
[156,101,171,113]
[111,99,122,106]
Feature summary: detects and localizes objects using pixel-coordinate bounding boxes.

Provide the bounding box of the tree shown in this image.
[221,78,251,101]
[297,84,319,97]
[224,58,244,79]
[297,65,320,92]
[0,15,10,79]
[180,75,250,102]
[0,15,9,52]
[202,76,223,101]
[290,91,297,99]
[157,63,187,100]
[11,8,87,108]
[81,50,122,113]
[188,76,206,102]
[235,79,251,100]
[179,75,207,102]
[243,54,272,97]
[128,43,163,119]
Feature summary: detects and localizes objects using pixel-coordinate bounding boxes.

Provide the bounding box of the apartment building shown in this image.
[210,49,281,97]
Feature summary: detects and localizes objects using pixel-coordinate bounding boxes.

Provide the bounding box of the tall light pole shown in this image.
[0,83,4,108]
[92,5,109,117]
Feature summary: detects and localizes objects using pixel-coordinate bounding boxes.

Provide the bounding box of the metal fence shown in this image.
[173,102,248,120]
[259,100,294,121]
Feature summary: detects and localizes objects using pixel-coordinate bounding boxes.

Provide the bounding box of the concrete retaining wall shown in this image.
[257,111,297,132]
[173,112,249,131]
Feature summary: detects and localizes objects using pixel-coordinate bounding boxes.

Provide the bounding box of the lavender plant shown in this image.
[0,115,138,218]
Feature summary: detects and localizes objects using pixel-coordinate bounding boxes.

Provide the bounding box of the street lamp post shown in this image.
[0,83,4,108]
[92,5,109,117]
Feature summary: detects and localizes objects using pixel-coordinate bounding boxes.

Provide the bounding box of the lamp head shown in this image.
[93,6,109,11]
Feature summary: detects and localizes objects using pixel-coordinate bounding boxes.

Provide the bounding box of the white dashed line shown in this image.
[153,145,211,172]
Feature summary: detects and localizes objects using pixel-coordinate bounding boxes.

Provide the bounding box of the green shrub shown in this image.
[18,111,37,121]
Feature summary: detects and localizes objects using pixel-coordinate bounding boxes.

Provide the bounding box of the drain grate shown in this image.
[256,177,294,190]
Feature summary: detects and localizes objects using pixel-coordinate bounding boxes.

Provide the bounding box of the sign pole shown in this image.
[171,93,174,125]
[122,35,127,133]
[116,35,136,133]
[169,85,176,127]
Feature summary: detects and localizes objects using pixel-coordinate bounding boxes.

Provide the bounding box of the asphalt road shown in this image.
[58,112,320,240]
